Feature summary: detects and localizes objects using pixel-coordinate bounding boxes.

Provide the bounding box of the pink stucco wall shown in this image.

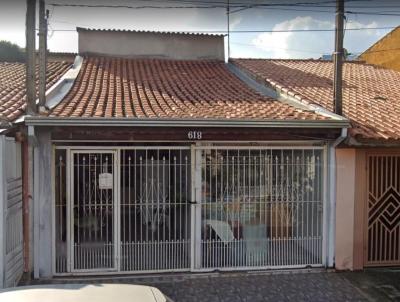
[335,148,356,270]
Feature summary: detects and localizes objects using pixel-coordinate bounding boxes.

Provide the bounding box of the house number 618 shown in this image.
[188,131,202,140]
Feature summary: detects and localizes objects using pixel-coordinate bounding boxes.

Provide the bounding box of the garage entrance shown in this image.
[54,145,325,275]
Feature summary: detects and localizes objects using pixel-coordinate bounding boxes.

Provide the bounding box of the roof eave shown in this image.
[343,135,400,147]
[24,117,350,128]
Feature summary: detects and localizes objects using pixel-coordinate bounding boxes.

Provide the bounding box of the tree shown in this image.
[0,40,25,62]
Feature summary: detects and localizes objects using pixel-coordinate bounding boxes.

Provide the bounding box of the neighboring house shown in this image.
[21,28,350,279]
[0,61,71,287]
[359,26,400,72]
[232,58,400,270]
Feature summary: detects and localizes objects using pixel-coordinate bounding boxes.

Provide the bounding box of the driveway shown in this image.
[22,269,400,302]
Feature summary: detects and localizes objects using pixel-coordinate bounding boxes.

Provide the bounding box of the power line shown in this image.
[48,0,400,10]
[346,11,400,16]
[354,47,400,54]
[106,0,399,7]
[230,6,400,14]
[45,26,397,33]
[47,2,400,16]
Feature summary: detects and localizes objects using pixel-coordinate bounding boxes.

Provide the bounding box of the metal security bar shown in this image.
[55,150,67,273]
[366,154,400,266]
[71,151,117,272]
[120,148,191,272]
[199,148,324,269]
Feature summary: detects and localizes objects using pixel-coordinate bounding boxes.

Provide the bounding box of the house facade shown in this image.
[19,29,351,278]
[233,58,400,270]
[1,27,399,286]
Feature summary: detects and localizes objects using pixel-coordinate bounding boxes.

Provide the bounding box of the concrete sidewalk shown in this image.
[22,269,400,302]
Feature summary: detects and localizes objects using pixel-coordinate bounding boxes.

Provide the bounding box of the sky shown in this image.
[0,0,399,59]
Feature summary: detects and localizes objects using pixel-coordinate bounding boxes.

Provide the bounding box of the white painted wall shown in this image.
[78,29,225,61]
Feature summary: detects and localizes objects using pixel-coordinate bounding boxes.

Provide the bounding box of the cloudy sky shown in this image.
[0,0,399,59]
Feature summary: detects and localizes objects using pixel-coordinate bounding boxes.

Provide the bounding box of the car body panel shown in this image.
[0,284,170,302]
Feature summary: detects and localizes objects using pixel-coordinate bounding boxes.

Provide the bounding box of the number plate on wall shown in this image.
[187,131,202,140]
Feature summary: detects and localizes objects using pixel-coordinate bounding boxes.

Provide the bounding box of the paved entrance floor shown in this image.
[22,269,400,302]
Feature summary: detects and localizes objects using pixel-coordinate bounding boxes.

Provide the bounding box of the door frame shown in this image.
[52,143,328,275]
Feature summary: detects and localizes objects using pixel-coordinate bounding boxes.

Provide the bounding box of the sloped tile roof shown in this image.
[232,59,400,141]
[0,61,71,122]
[49,56,329,121]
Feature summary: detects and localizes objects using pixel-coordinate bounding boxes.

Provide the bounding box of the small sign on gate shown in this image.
[99,173,113,190]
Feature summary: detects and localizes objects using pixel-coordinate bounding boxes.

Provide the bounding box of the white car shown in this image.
[0,284,173,302]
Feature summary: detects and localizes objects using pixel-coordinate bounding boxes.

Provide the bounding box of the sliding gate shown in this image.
[54,145,325,274]
[197,147,325,269]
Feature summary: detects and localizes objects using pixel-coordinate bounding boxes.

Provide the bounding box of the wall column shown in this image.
[33,129,53,278]
[335,148,356,270]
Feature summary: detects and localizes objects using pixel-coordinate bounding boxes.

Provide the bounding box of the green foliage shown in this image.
[0,40,25,62]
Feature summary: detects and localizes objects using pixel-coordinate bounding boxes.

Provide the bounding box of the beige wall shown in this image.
[359,27,400,72]
[78,30,225,61]
[335,148,357,270]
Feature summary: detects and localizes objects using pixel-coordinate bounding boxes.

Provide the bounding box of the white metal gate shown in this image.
[119,148,191,272]
[0,137,23,288]
[71,151,118,272]
[194,147,325,270]
[54,145,325,275]
[55,147,191,274]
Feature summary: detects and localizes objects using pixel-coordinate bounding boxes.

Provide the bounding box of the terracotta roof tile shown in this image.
[50,56,329,121]
[232,59,400,141]
[0,61,71,122]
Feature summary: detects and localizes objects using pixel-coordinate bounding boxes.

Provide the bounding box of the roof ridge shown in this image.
[80,54,224,63]
[76,27,226,37]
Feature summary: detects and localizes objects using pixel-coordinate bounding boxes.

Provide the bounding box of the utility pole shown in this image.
[227,0,230,61]
[38,0,48,110]
[26,0,37,115]
[333,0,344,116]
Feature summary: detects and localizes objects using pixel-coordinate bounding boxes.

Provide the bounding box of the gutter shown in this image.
[228,62,348,122]
[333,128,348,147]
[24,116,350,128]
